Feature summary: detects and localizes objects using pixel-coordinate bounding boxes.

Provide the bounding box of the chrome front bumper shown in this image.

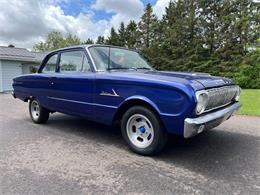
[184,102,241,138]
[11,91,16,98]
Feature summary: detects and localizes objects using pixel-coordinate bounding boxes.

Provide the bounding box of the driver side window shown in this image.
[42,54,58,73]
[59,50,91,73]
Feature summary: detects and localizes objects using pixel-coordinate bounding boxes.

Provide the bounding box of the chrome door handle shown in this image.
[50,76,56,85]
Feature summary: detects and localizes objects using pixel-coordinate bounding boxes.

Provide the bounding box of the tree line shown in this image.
[34,0,260,88]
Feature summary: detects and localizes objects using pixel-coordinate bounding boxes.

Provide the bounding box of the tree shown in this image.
[33,31,81,52]
[137,3,163,69]
[83,38,94,44]
[138,3,158,48]
[217,0,260,58]
[235,50,260,88]
[199,0,223,54]
[125,20,139,49]
[118,22,126,47]
[158,0,207,72]
[65,34,81,47]
[96,36,105,44]
[106,27,120,46]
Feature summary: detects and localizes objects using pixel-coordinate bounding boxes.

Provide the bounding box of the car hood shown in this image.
[146,71,235,89]
[101,70,234,90]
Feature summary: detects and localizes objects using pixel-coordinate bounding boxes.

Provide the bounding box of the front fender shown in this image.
[116,91,195,135]
[121,95,162,114]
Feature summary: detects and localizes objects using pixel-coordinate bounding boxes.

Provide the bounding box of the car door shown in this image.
[48,49,95,119]
[36,53,59,109]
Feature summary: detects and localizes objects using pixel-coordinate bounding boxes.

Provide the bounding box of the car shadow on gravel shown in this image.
[40,113,125,146]
[159,130,260,181]
[43,114,259,181]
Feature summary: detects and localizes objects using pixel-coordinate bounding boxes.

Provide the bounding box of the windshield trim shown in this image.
[85,46,98,72]
[86,45,152,72]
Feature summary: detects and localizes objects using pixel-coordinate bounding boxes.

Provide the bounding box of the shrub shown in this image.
[235,51,260,89]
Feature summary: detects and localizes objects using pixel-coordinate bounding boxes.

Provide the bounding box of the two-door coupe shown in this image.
[12,45,241,155]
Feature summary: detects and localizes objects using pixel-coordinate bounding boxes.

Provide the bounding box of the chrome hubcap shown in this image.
[30,100,40,120]
[126,114,154,148]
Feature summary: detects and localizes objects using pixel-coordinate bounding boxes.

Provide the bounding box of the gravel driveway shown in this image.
[0,94,260,194]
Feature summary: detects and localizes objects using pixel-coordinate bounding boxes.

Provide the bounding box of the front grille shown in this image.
[205,85,239,112]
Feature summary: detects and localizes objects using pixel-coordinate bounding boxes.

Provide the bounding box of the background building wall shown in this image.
[0,61,2,92]
[1,60,22,91]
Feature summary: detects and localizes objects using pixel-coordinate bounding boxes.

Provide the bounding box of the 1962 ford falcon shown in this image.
[12,45,241,155]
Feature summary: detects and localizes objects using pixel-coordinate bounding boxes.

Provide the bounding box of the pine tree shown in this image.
[199,0,222,54]
[83,38,94,44]
[125,20,139,49]
[160,0,205,71]
[118,22,126,47]
[106,27,120,46]
[96,36,105,44]
[138,3,158,48]
[217,0,260,59]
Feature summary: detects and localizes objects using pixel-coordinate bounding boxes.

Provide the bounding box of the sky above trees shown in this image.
[0,0,170,49]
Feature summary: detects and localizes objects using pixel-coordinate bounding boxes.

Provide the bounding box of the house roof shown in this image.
[0,46,47,63]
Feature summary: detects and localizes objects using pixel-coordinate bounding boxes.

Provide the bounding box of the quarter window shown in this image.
[59,50,91,73]
[42,54,58,73]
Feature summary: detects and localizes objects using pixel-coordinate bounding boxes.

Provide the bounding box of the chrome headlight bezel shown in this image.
[195,90,209,115]
[235,87,241,101]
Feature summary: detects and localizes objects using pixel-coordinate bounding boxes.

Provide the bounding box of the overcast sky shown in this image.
[0,0,170,49]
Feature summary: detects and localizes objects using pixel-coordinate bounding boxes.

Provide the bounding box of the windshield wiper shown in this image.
[107,67,152,71]
[107,67,135,71]
[135,67,152,70]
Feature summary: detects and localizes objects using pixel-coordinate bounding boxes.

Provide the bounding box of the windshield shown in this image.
[88,46,152,71]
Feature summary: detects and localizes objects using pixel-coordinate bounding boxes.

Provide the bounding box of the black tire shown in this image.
[29,99,49,124]
[121,106,168,155]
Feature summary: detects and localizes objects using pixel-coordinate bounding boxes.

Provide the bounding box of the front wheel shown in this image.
[29,99,49,124]
[121,106,168,155]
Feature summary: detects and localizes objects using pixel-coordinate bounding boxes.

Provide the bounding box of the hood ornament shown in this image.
[100,89,119,97]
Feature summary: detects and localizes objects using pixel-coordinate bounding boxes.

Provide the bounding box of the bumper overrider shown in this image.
[184,102,241,138]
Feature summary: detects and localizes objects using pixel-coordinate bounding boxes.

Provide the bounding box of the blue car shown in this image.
[12,45,241,155]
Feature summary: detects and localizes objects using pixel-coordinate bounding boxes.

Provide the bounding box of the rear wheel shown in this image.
[29,99,49,124]
[121,106,168,155]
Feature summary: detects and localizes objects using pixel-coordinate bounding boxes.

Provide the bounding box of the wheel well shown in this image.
[113,99,160,123]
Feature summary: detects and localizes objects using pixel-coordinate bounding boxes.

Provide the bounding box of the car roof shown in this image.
[50,44,137,54]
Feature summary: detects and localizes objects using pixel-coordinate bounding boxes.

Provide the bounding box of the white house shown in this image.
[0,46,46,92]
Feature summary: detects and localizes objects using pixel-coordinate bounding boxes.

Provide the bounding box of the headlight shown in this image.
[235,87,241,101]
[195,91,209,115]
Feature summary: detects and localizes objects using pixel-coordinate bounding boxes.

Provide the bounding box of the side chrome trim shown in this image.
[99,89,119,97]
[48,96,117,109]
[184,102,241,138]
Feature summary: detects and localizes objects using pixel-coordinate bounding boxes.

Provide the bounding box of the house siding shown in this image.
[0,61,3,92]
[22,64,31,74]
[1,60,22,92]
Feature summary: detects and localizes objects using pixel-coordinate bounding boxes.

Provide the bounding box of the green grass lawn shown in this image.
[238,89,260,116]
